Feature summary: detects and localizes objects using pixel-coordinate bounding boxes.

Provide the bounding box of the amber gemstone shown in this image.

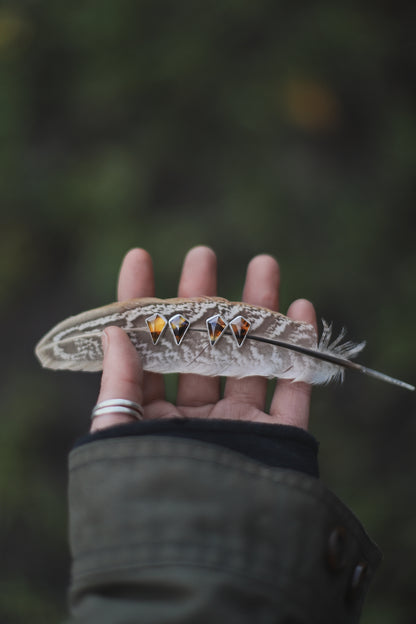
[230,316,251,347]
[206,315,227,346]
[169,314,190,345]
[145,313,168,345]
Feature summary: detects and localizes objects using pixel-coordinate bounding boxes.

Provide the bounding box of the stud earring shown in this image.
[229,316,251,347]
[145,313,168,345]
[206,314,228,346]
[169,314,190,345]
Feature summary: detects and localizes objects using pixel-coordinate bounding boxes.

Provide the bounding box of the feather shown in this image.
[35,296,414,391]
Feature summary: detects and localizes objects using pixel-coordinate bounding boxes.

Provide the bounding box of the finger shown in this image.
[176,246,220,409]
[117,247,155,300]
[91,326,143,432]
[224,255,280,411]
[269,299,317,429]
[117,248,164,404]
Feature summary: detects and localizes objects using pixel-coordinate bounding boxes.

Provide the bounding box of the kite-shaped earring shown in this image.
[229,316,251,347]
[145,313,168,345]
[169,314,190,345]
[206,314,228,346]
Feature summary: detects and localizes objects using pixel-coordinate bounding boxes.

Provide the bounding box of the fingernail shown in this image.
[102,329,109,355]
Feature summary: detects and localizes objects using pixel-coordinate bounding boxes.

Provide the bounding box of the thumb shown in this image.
[91,326,144,432]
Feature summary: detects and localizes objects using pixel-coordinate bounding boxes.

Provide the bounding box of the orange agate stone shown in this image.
[145,313,168,345]
[206,314,227,346]
[169,314,190,345]
[230,316,251,347]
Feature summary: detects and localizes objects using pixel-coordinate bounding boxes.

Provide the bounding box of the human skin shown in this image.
[91,245,317,433]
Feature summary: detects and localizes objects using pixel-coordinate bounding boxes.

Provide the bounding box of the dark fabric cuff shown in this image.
[74,418,319,478]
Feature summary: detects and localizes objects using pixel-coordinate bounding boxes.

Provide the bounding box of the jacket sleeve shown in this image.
[66,436,381,624]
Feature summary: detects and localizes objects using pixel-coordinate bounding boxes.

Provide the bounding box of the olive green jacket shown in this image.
[67,436,381,623]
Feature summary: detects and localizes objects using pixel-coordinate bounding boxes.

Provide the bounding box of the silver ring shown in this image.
[91,399,144,421]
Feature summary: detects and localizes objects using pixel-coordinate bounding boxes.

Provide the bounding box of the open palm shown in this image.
[92,246,317,433]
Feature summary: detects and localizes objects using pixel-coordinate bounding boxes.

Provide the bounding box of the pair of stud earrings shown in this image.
[145,313,251,348]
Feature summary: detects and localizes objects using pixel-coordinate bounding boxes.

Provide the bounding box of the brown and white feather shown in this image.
[34,296,414,391]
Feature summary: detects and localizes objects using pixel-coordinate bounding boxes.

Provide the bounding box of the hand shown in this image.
[91,246,317,433]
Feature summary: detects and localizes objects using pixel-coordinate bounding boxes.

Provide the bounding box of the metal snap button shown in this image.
[347,561,368,602]
[326,526,347,571]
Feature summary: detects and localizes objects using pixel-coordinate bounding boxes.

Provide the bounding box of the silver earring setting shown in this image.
[145,312,251,348]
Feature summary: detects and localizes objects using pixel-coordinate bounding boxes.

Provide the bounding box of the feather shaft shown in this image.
[243,334,414,391]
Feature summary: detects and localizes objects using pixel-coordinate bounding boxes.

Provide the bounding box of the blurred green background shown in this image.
[0,1,415,622]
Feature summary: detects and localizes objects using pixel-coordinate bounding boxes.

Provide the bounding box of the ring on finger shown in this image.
[91,399,144,421]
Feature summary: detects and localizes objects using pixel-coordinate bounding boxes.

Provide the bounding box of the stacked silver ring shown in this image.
[91,399,144,421]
